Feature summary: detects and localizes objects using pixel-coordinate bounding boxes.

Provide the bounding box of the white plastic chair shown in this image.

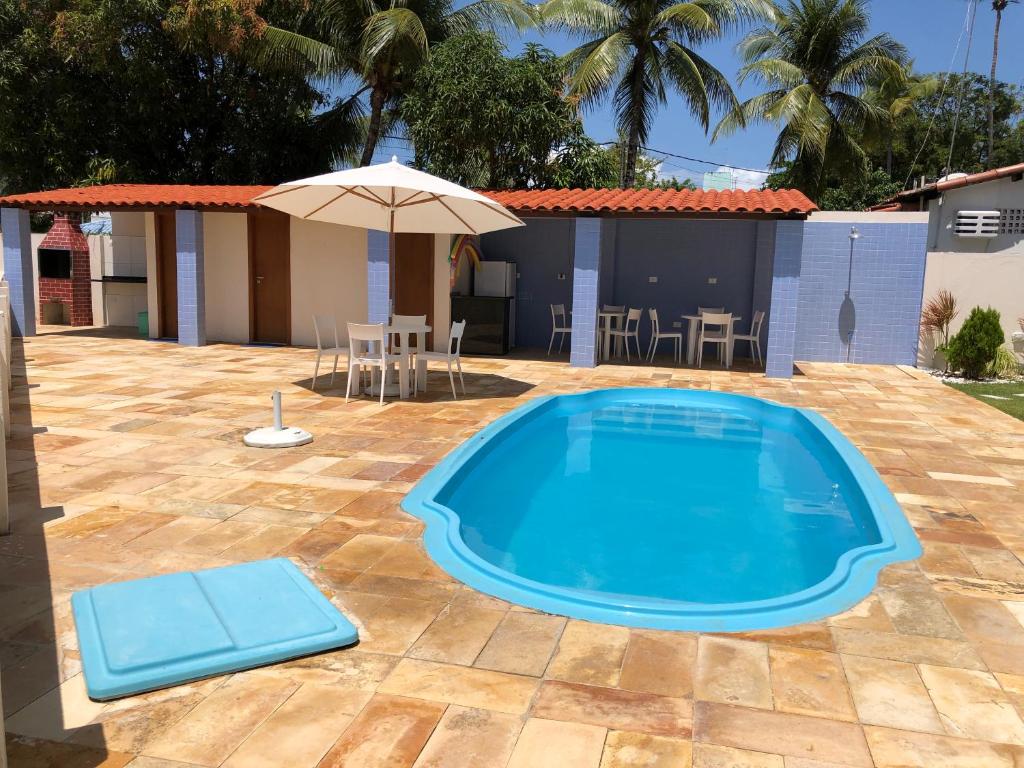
[416,320,467,399]
[548,304,571,355]
[391,313,426,388]
[345,323,403,405]
[697,312,732,369]
[733,310,766,367]
[312,314,347,390]
[647,308,683,364]
[600,305,625,357]
[607,308,643,361]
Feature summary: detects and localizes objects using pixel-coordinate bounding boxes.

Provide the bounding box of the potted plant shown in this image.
[920,290,958,371]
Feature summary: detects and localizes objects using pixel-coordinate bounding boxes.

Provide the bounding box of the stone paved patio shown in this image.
[3,328,1024,767]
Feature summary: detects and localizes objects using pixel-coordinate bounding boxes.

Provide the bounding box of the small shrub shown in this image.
[921,289,959,347]
[989,346,1022,379]
[946,307,1005,379]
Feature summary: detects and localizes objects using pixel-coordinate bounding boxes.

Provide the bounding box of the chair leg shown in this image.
[344,366,352,403]
[624,334,630,362]
[647,335,655,362]
[558,331,566,354]
[379,365,386,406]
[456,357,465,393]
[447,360,457,399]
[313,353,321,391]
[548,330,555,356]
[330,355,338,385]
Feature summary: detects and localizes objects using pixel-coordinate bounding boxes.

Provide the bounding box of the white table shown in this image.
[598,310,626,361]
[362,323,431,399]
[682,314,742,367]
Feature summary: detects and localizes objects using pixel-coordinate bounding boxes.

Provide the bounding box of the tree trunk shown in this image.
[989,6,1002,166]
[622,122,641,188]
[360,86,387,167]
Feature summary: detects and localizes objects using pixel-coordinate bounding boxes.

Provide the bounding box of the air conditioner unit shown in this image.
[954,210,1000,238]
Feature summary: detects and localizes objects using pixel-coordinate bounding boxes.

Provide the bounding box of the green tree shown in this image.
[260,0,534,167]
[988,1,1018,163]
[716,0,908,197]
[862,68,939,175]
[551,131,697,189]
[541,0,762,188]
[401,33,574,188]
[765,164,900,210]
[883,73,1024,184]
[0,0,350,193]
[946,306,1005,379]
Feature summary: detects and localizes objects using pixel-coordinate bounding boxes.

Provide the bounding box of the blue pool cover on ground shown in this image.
[72,558,358,700]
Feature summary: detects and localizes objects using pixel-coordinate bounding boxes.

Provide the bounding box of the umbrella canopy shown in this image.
[252,158,523,235]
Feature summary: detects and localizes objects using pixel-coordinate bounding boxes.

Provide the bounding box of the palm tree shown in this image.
[863,68,939,175]
[541,0,768,188]
[989,0,1018,165]
[261,0,534,166]
[715,0,908,195]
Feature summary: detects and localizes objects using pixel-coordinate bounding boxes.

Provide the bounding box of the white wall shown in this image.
[203,212,250,343]
[920,177,1024,359]
[433,235,451,351]
[103,212,148,328]
[290,218,368,346]
[144,213,159,338]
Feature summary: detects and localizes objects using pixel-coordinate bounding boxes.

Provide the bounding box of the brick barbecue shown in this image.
[37,213,93,326]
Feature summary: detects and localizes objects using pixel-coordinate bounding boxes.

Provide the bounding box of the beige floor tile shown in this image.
[547,620,630,686]
[864,725,1024,767]
[506,718,607,768]
[695,636,772,710]
[408,604,505,665]
[692,743,783,768]
[769,647,856,721]
[532,680,692,737]
[338,592,443,655]
[840,655,943,733]
[177,520,266,555]
[379,657,538,714]
[600,730,693,768]
[619,631,697,698]
[142,675,298,766]
[222,684,364,768]
[4,672,109,742]
[694,702,872,767]
[317,693,445,768]
[829,627,985,669]
[918,664,1024,744]
[218,523,305,561]
[319,534,399,572]
[411,705,521,768]
[942,593,1024,646]
[473,612,565,677]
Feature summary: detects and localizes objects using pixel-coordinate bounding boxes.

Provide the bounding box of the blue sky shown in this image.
[373,0,1024,186]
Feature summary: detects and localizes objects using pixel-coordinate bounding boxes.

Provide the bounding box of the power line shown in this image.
[947,0,979,172]
[599,142,770,175]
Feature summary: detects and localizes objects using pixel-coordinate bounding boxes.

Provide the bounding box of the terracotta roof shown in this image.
[482,187,816,215]
[0,183,816,216]
[872,162,1024,210]
[0,184,273,210]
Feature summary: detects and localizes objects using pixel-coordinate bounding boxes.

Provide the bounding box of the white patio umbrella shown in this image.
[251,157,524,235]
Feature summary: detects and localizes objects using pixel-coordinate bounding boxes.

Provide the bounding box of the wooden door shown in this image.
[394,233,434,347]
[155,211,178,339]
[248,210,291,345]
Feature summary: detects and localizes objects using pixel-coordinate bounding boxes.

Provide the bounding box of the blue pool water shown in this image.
[403,389,920,630]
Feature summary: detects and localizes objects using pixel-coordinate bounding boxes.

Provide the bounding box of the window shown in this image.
[1000,208,1024,236]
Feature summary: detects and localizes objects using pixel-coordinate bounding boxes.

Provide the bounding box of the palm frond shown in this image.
[664,41,738,130]
[565,32,631,105]
[738,56,804,87]
[254,25,342,77]
[539,0,621,35]
[448,0,538,34]
[361,7,429,65]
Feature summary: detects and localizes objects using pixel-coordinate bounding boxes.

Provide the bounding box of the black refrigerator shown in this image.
[451,295,514,355]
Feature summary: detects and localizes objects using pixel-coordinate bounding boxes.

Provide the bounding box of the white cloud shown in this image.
[716,166,769,190]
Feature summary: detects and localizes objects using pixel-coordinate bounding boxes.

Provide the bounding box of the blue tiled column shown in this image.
[1,207,36,337]
[569,217,601,368]
[175,209,206,346]
[765,221,804,378]
[367,229,390,324]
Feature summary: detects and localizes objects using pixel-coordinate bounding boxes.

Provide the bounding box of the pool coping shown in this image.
[402,388,922,631]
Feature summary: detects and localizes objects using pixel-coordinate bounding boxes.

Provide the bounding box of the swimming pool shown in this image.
[402,389,920,631]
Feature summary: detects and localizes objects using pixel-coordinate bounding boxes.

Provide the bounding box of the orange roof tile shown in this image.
[0,184,272,210]
[872,161,1024,210]
[482,187,816,215]
[0,183,816,216]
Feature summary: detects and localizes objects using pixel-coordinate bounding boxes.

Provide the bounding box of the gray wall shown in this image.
[481,217,575,349]
[608,219,761,349]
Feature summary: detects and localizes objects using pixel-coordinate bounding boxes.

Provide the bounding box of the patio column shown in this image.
[175,209,206,346]
[765,220,804,378]
[367,229,390,325]
[1,207,36,337]
[569,217,601,368]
